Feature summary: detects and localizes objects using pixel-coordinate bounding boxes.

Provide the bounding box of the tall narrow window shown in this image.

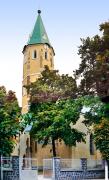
[32,50,37,59]
[90,133,94,155]
[45,52,47,59]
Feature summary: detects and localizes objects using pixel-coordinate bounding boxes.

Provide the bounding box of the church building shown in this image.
[17,10,102,168]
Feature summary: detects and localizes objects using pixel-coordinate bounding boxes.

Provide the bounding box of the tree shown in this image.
[94,118,109,160]
[74,22,109,163]
[30,99,85,157]
[81,95,109,160]
[27,65,78,103]
[25,67,85,156]
[0,86,21,156]
[74,22,109,99]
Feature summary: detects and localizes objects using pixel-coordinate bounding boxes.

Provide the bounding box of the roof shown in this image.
[27,10,51,46]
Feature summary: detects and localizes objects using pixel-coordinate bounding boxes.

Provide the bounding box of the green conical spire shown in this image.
[27,10,51,46]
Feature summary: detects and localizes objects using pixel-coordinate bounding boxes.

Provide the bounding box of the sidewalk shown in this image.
[38,176,104,180]
[38,175,51,180]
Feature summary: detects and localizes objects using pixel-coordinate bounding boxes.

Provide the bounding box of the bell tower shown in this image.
[22,10,55,113]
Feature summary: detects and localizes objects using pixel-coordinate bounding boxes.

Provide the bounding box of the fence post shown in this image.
[81,158,87,171]
[52,157,60,180]
[0,156,3,180]
[105,160,108,180]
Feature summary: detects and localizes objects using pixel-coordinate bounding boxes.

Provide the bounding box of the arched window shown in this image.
[32,50,37,59]
[45,52,47,59]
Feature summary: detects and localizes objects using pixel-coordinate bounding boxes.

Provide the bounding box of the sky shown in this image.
[0,0,109,106]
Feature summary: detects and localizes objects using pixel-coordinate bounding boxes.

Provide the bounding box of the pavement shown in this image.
[38,175,51,179]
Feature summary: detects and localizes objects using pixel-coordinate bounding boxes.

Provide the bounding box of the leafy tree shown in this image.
[74,22,109,163]
[81,95,109,160]
[0,86,21,156]
[74,22,109,99]
[94,118,109,160]
[27,65,78,103]
[24,67,85,156]
[30,99,85,157]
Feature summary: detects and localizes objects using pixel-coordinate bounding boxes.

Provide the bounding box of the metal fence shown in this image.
[1,157,13,171]
[1,157,13,180]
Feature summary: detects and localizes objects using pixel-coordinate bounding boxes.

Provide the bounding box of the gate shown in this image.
[1,157,13,180]
[43,159,53,179]
[19,158,38,180]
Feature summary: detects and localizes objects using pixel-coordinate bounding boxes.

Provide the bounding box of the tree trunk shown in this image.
[52,138,56,157]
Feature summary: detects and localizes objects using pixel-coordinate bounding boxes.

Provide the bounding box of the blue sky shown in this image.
[0,0,109,105]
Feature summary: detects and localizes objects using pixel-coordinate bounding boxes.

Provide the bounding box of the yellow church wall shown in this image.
[32,144,53,167]
[56,142,72,158]
[71,115,102,161]
[31,141,72,167]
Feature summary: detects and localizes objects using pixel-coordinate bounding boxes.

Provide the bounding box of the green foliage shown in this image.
[24,67,85,156]
[74,22,109,98]
[94,118,109,160]
[74,22,109,160]
[30,99,85,156]
[0,86,21,156]
[26,66,77,103]
[81,95,109,160]
[20,113,33,130]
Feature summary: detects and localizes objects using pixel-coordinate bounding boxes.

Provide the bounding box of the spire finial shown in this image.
[38,10,41,14]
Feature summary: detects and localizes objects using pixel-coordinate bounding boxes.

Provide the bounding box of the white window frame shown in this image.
[32,50,38,59]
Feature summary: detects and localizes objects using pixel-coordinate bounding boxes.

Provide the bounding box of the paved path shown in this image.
[38,175,51,179]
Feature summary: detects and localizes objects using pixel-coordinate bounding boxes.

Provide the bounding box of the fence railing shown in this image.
[1,157,13,171]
